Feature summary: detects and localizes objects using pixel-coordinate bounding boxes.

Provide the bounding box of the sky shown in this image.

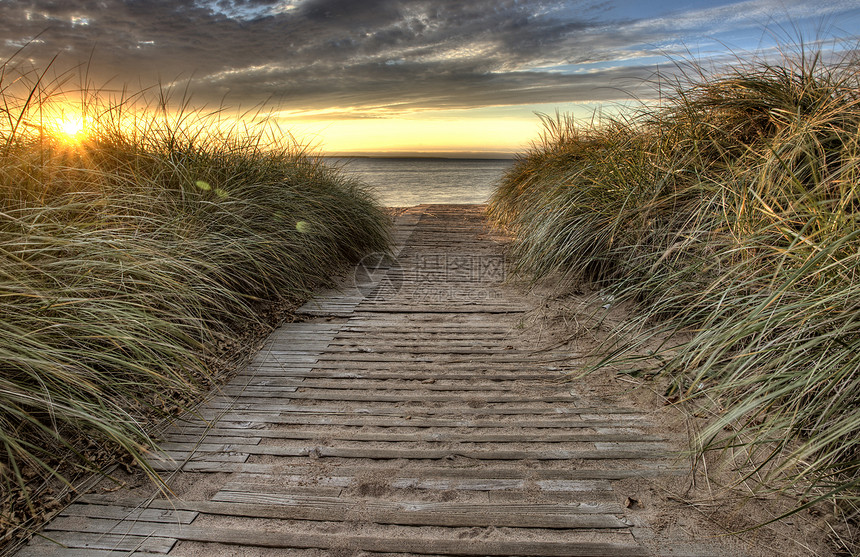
[2,0,860,157]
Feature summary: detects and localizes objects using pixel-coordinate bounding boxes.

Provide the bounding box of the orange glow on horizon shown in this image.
[281,115,539,157]
[28,100,556,157]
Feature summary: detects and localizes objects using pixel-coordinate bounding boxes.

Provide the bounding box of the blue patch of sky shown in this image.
[198,0,300,21]
[547,0,860,77]
[592,0,742,21]
[530,56,674,74]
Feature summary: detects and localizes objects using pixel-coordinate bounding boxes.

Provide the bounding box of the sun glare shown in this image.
[51,113,87,143]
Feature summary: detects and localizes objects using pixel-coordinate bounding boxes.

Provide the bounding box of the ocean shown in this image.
[325,157,514,207]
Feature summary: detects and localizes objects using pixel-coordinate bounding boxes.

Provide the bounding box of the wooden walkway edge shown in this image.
[18,205,729,557]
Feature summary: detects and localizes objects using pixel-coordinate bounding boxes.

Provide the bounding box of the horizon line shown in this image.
[322,150,517,160]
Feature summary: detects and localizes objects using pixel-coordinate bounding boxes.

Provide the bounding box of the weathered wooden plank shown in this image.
[276,323,344,330]
[87,465,686,492]
[236,369,564,381]
[218,485,347,498]
[333,330,514,337]
[195,401,640,414]
[268,325,342,331]
[261,338,337,346]
[164,429,666,444]
[277,361,581,370]
[298,305,358,311]
[146,452,249,464]
[248,355,319,364]
[220,476,613,493]
[283,351,570,361]
[233,366,314,375]
[251,351,328,357]
[216,386,299,395]
[224,380,521,392]
[16,548,167,557]
[153,443,668,461]
[44,517,647,556]
[387,478,613,492]
[199,494,629,528]
[194,406,645,421]
[266,333,340,339]
[209,390,576,403]
[310,353,563,363]
[353,307,528,314]
[151,458,681,475]
[158,433,264,444]
[339,324,519,332]
[283,346,559,355]
[174,414,644,429]
[322,345,533,353]
[22,531,175,553]
[59,503,197,524]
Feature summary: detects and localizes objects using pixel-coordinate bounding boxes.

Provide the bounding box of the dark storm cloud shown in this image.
[0,0,854,114]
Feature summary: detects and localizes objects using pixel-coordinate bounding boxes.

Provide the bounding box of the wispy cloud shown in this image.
[1,0,858,117]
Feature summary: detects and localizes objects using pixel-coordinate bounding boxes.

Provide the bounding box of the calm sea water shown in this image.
[325,157,513,207]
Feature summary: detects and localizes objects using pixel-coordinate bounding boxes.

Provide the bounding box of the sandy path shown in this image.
[17,205,833,556]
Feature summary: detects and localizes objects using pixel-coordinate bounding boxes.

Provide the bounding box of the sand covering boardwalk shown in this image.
[20,205,720,556]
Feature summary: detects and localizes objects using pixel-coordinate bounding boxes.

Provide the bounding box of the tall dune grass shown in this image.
[0,61,388,531]
[489,44,860,520]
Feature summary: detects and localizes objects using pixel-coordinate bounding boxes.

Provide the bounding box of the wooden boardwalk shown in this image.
[19,205,717,556]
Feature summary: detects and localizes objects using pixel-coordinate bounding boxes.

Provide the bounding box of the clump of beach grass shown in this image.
[489,40,860,531]
[0,60,388,542]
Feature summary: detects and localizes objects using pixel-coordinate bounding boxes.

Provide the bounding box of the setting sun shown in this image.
[52,114,86,143]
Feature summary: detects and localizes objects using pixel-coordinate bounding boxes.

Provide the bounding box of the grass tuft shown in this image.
[489,41,860,524]
[0,59,388,542]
